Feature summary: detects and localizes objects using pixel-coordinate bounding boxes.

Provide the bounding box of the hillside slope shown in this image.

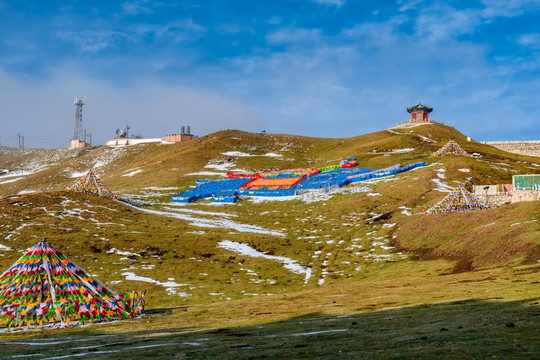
[0,124,539,358]
[0,123,538,295]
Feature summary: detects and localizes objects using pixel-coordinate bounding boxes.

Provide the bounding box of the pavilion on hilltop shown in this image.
[407,103,433,123]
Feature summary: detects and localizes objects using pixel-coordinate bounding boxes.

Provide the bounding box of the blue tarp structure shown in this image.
[171,162,426,203]
[171,178,249,203]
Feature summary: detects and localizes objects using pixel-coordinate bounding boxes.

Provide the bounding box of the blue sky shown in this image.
[1,0,540,148]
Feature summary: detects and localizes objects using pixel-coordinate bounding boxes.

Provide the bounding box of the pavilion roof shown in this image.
[407,103,433,113]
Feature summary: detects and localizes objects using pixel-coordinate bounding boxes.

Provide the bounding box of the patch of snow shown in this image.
[205,162,235,171]
[458,168,471,173]
[432,178,454,193]
[418,135,436,143]
[122,272,189,296]
[41,351,120,359]
[92,147,130,169]
[389,148,415,153]
[126,343,177,350]
[69,171,88,178]
[161,206,237,218]
[185,171,227,177]
[510,219,538,227]
[218,240,312,284]
[263,153,283,158]
[0,177,23,184]
[122,169,143,177]
[132,205,285,237]
[437,168,446,179]
[398,206,412,216]
[17,189,37,194]
[0,172,22,180]
[107,248,141,256]
[248,196,297,203]
[221,151,255,157]
[11,354,44,358]
[6,341,71,346]
[365,254,394,261]
[0,244,13,251]
[367,192,381,196]
[267,329,348,337]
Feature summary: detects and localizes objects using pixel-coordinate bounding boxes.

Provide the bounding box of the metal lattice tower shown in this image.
[72,98,85,140]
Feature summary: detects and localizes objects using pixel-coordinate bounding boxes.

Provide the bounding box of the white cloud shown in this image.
[398,0,424,12]
[516,33,540,49]
[56,30,130,53]
[480,0,540,18]
[409,0,540,44]
[267,28,322,45]
[135,19,206,43]
[56,19,207,53]
[312,0,346,6]
[414,6,480,42]
[342,16,407,44]
[122,0,155,15]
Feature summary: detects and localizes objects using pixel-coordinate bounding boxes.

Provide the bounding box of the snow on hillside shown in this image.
[0,148,76,185]
[131,203,286,237]
[218,240,312,284]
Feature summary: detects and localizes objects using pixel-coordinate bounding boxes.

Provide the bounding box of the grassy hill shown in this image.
[0,123,539,358]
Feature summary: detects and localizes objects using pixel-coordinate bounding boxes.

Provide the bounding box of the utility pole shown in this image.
[18,133,22,154]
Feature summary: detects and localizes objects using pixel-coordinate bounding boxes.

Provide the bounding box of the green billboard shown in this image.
[513,174,540,190]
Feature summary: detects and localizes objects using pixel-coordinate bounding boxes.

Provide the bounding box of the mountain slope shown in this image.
[0,124,538,358]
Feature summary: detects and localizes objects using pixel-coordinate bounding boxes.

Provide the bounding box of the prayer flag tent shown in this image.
[0,239,144,329]
[431,140,470,157]
[425,185,491,214]
[65,170,118,200]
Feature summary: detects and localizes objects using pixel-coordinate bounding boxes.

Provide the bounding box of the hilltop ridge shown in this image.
[1,123,538,197]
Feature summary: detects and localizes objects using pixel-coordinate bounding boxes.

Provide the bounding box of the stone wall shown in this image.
[476,194,512,203]
[512,190,540,203]
[482,140,540,157]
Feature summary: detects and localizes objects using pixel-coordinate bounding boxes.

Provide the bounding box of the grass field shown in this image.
[0,123,539,358]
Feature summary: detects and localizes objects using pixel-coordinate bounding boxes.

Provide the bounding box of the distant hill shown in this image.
[1,123,538,197]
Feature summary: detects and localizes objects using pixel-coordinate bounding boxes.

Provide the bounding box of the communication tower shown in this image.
[72,98,85,140]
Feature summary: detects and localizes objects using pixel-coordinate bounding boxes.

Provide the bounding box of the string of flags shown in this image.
[431,140,471,157]
[0,239,144,330]
[64,170,118,200]
[424,185,491,214]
